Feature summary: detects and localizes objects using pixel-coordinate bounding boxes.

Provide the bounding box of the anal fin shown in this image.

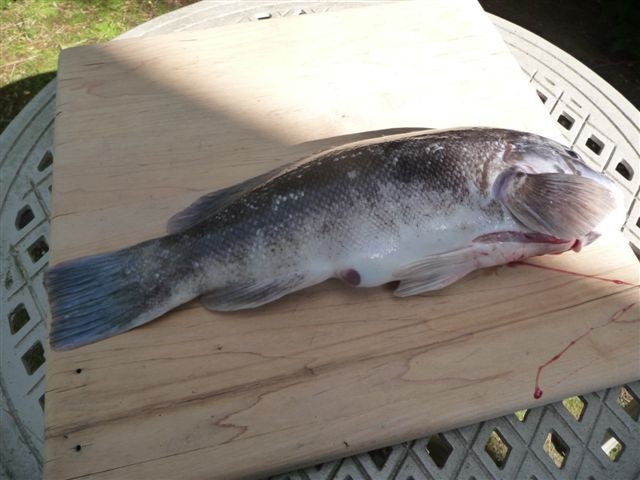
[200,272,328,311]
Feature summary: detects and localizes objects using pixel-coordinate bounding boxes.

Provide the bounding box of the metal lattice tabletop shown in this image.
[1,2,638,479]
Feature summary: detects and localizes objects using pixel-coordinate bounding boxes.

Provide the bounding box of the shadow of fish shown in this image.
[45,127,623,350]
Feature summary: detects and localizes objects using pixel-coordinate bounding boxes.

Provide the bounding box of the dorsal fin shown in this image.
[167,167,282,233]
[168,128,438,234]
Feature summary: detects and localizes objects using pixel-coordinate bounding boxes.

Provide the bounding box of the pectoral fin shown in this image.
[392,231,576,297]
[393,248,476,296]
[494,169,616,239]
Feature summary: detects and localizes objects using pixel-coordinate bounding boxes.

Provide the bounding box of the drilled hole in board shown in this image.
[557,112,574,130]
[514,409,529,422]
[601,429,624,461]
[39,394,45,411]
[585,135,604,155]
[615,160,634,181]
[484,430,511,469]
[9,303,30,334]
[562,396,587,421]
[544,431,569,468]
[617,386,639,421]
[38,150,53,172]
[368,446,393,470]
[536,90,548,104]
[28,236,49,263]
[426,433,453,469]
[21,341,45,375]
[15,205,35,230]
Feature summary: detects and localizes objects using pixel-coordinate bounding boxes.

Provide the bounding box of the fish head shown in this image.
[499,136,625,248]
[503,135,594,174]
[563,154,625,247]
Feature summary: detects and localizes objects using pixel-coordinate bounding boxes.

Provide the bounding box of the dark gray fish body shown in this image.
[45,128,623,350]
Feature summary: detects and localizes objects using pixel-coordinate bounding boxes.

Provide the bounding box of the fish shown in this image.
[45,127,624,350]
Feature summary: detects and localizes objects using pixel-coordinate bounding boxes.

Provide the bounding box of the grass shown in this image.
[514,409,528,421]
[0,0,196,133]
[484,430,510,468]
[562,395,586,420]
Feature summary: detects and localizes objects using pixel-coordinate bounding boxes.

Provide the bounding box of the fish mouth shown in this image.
[474,231,573,245]
[546,238,583,255]
[586,178,625,238]
[474,231,578,256]
[571,239,583,252]
[577,231,602,249]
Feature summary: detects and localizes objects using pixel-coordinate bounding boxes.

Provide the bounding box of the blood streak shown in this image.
[514,260,635,286]
[533,302,638,400]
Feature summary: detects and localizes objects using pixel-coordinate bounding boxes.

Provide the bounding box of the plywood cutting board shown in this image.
[46,1,640,479]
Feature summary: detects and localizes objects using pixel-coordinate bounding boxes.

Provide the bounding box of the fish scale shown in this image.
[44,127,623,350]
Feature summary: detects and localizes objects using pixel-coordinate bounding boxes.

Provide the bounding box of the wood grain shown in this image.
[46,1,640,479]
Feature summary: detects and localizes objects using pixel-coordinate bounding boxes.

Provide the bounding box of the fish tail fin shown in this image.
[45,248,151,351]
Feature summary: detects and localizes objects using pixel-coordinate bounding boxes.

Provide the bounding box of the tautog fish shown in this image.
[46,128,623,350]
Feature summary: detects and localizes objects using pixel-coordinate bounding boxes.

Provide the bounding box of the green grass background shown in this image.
[0,0,195,133]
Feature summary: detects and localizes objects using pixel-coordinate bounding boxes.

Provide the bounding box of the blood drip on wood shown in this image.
[533,302,638,399]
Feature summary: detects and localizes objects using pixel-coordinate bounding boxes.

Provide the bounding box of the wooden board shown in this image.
[46,1,640,479]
